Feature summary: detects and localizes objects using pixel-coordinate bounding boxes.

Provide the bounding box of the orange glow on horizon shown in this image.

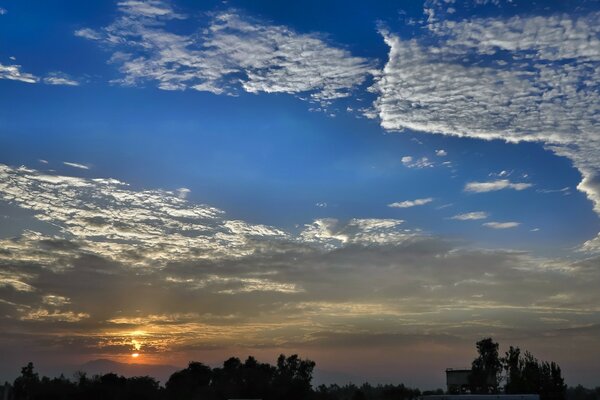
[131,353,139,358]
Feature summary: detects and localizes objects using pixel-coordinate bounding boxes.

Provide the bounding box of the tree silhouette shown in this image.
[469,338,502,393]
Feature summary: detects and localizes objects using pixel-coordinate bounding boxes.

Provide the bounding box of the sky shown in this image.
[1,0,600,389]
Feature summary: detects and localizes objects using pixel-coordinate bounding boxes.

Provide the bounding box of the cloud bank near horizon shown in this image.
[0,163,599,375]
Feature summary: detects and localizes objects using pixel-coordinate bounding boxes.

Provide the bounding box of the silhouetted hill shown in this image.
[79,359,179,384]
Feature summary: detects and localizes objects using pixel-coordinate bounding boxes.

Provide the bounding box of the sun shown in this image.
[131,353,140,358]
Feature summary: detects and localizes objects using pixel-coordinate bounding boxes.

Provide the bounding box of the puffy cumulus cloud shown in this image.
[388,198,433,208]
[450,211,489,221]
[75,1,374,106]
[371,10,600,246]
[464,179,532,193]
[0,62,39,83]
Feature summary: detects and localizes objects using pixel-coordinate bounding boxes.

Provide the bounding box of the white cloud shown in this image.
[74,28,102,40]
[370,11,600,246]
[63,161,89,170]
[0,7,6,15]
[0,163,287,265]
[388,197,434,208]
[176,187,190,199]
[0,62,39,83]
[464,179,532,193]
[483,221,521,229]
[300,218,411,247]
[401,156,434,169]
[76,4,374,106]
[117,0,186,19]
[44,72,80,86]
[435,149,447,156]
[450,211,489,220]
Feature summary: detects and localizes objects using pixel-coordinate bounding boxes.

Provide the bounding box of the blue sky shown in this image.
[1,0,600,387]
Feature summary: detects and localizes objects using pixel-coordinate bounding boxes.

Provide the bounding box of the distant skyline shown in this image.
[1,0,599,388]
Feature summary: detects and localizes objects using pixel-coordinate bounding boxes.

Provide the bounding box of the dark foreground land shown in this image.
[2,339,598,400]
[1,355,598,400]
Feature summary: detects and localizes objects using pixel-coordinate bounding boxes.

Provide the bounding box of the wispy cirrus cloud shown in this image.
[0,62,39,83]
[44,72,80,86]
[450,211,489,221]
[388,197,433,208]
[483,221,520,229]
[464,179,532,193]
[63,161,89,170]
[75,1,374,106]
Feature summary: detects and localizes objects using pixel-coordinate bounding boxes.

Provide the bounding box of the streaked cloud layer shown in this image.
[0,164,599,378]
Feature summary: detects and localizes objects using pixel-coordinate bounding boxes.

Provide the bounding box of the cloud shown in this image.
[435,149,447,157]
[76,3,374,106]
[370,9,600,248]
[117,0,186,19]
[0,62,39,83]
[388,198,433,208]
[401,156,434,169]
[44,72,80,86]
[2,164,600,380]
[483,221,520,229]
[450,211,489,221]
[63,162,89,170]
[0,7,6,15]
[464,179,532,193]
[176,187,190,199]
[74,28,102,40]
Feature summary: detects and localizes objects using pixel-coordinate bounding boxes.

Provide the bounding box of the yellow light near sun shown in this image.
[131,353,140,358]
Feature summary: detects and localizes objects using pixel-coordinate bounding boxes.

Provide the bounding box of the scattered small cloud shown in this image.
[0,62,39,83]
[63,162,90,170]
[315,202,328,208]
[388,198,433,208]
[0,7,6,15]
[531,228,540,232]
[74,28,102,40]
[176,187,191,199]
[435,149,447,157]
[44,72,80,86]
[483,221,521,229]
[38,159,48,164]
[465,179,532,193]
[401,156,434,169]
[537,187,571,195]
[450,211,489,221]
[489,170,512,178]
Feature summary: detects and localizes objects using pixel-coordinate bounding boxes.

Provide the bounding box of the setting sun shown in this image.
[131,353,139,358]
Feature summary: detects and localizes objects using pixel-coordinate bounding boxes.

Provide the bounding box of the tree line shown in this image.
[1,339,598,400]
[467,337,567,400]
